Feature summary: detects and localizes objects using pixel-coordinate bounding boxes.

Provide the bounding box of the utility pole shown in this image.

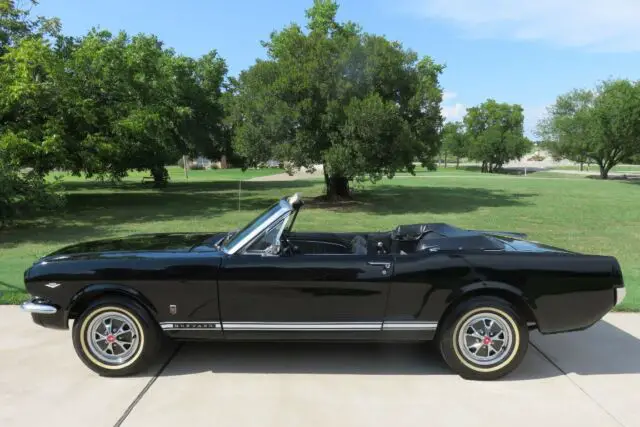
[182,155,188,180]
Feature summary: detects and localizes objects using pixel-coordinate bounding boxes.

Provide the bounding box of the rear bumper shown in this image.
[21,298,68,330]
[615,287,626,306]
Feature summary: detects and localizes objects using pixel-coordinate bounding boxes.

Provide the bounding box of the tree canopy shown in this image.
[0,27,228,184]
[228,0,444,198]
[464,99,531,173]
[538,79,640,178]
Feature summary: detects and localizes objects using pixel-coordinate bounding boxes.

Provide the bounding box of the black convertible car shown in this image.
[22,193,626,380]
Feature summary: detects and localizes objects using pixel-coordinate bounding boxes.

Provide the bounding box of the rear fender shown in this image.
[439,281,538,329]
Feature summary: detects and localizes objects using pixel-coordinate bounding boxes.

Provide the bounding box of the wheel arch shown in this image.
[437,281,538,335]
[66,284,157,322]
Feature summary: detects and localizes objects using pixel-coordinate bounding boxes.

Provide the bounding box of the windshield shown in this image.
[221,201,285,251]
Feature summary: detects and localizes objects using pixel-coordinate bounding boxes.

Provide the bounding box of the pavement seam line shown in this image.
[530,341,625,427]
[113,343,183,427]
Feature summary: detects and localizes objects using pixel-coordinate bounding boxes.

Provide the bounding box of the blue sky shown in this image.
[33,0,640,137]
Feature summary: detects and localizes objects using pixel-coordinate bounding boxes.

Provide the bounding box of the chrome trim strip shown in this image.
[223,322,382,331]
[382,321,438,331]
[160,321,221,331]
[367,261,392,269]
[615,287,626,306]
[21,301,58,314]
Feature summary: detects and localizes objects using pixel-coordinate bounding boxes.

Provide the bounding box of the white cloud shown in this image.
[440,91,467,122]
[442,103,467,122]
[442,90,458,102]
[408,0,640,52]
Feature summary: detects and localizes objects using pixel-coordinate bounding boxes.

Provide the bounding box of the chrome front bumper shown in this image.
[21,299,58,314]
[615,287,626,306]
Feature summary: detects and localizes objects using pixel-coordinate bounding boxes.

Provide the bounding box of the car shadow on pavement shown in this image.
[160,341,453,376]
[150,319,640,381]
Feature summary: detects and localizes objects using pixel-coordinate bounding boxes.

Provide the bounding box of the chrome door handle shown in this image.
[367,261,391,269]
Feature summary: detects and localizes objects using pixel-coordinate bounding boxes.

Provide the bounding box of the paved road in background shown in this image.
[2,308,640,427]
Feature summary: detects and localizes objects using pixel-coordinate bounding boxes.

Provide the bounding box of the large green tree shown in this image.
[464,100,530,173]
[1,28,228,185]
[0,0,64,225]
[228,0,444,198]
[441,122,468,168]
[537,89,595,171]
[59,30,228,183]
[538,79,640,178]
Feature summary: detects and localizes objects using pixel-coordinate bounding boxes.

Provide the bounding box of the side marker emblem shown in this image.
[45,283,62,289]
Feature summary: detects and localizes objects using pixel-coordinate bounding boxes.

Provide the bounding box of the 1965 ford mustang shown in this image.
[21,193,626,380]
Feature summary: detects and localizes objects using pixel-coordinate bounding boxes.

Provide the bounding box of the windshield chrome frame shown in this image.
[221,194,299,255]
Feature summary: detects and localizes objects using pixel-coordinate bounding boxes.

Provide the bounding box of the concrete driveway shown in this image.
[2,307,639,427]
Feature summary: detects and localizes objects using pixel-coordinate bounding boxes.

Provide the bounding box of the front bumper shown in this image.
[21,300,58,314]
[21,297,68,330]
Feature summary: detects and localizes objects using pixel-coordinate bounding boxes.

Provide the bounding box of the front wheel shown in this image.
[437,296,529,381]
[72,297,162,377]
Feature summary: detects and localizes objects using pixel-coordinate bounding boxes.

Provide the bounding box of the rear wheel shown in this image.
[72,297,162,377]
[437,296,528,380]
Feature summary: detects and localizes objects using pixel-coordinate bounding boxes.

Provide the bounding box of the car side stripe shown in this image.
[222,322,382,331]
[382,321,438,331]
[159,321,439,332]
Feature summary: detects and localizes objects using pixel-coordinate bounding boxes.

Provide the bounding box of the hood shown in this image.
[43,232,226,259]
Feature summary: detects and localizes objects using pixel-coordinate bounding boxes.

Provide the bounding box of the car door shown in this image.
[218,252,394,339]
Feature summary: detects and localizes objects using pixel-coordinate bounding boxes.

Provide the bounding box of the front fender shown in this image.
[67,284,158,321]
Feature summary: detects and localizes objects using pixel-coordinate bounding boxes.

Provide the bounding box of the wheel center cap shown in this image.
[106,334,115,343]
[483,336,492,345]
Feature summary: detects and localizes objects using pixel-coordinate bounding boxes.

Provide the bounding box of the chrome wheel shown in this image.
[86,311,141,365]
[457,313,513,366]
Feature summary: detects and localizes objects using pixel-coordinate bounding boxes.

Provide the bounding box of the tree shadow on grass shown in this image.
[57,179,317,193]
[0,180,318,249]
[307,185,536,215]
[0,280,25,293]
[1,181,535,249]
[459,165,546,175]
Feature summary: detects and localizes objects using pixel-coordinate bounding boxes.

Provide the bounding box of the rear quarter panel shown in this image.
[462,252,619,333]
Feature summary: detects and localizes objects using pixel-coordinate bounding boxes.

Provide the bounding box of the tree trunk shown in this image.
[444,153,448,169]
[481,161,486,173]
[488,163,493,173]
[456,157,460,169]
[599,165,609,179]
[151,165,169,187]
[326,175,350,199]
[579,162,584,171]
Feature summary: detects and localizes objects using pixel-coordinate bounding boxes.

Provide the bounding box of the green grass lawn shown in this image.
[1,167,638,311]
